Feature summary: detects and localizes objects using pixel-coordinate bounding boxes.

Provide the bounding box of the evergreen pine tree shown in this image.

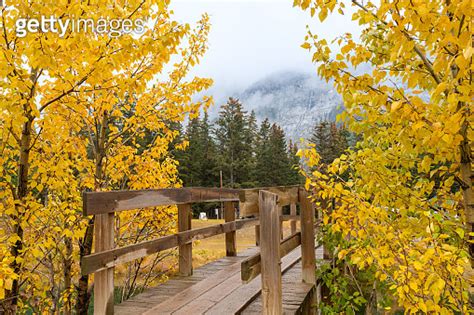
[255,118,272,186]
[310,121,332,164]
[178,99,310,189]
[214,98,254,188]
[246,110,259,185]
[287,140,303,185]
[310,120,352,165]
[177,117,202,186]
[255,121,293,186]
[200,112,219,187]
[177,112,219,187]
[267,123,292,185]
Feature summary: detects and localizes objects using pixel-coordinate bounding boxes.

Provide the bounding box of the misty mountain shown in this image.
[207,71,342,140]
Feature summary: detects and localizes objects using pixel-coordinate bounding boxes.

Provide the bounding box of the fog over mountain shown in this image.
[206,71,342,140]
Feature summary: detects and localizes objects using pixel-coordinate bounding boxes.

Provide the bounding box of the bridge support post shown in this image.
[280,206,284,240]
[224,201,237,256]
[290,203,297,235]
[178,203,193,276]
[94,213,115,315]
[259,190,282,315]
[255,224,260,246]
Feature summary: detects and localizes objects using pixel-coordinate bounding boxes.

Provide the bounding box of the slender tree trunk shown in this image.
[75,219,94,315]
[459,120,473,263]
[3,117,33,314]
[446,15,473,266]
[451,61,473,265]
[63,236,73,315]
[76,112,108,314]
[47,253,59,313]
[75,185,100,314]
[230,150,234,187]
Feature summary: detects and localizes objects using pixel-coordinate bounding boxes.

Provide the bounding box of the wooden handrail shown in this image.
[84,215,306,276]
[82,217,258,275]
[83,187,241,215]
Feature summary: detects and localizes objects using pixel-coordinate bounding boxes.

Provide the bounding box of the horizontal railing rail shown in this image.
[83,187,241,215]
[82,217,259,275]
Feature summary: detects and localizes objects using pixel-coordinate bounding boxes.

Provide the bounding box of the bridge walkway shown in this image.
[115,245,323,314]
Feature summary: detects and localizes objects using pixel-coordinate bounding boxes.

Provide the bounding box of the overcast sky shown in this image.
[171,0,358,91]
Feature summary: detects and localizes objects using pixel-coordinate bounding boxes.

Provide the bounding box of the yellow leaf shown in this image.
[318,9,328,22]
[391,101,402,112]
[301,42,311,49]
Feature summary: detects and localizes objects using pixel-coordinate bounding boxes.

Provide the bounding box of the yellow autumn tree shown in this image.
[295,0,472,313]
[0,0,211,313]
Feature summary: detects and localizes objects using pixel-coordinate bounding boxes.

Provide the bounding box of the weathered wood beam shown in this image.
[224,201,237,256]
[83,187,240,215]
[290,203,297,234]
[178,203,192,276]
[255,224,260,246]
[281,214,300,221]
[239,185,299,217]
[81,218,258,275]
[241,232,302,283]
[279,206,284,240]
[93,213,114,315]
[259,190,282,314]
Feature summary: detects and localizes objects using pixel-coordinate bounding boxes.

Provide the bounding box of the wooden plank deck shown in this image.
[115,246,323,315]
[114,247,259,315]
[241,260,315,315]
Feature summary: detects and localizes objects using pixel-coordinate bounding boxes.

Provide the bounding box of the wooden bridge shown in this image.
[82,186,322,314]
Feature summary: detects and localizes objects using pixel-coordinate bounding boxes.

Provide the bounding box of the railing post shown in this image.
[259,190,282,315]
[255,224,260,246]
[290,203,297,235]
[178,203,193,276]
[224,201,237,256]
[299,188,316,284]
[280,206,284,240]
[94,213,115,315]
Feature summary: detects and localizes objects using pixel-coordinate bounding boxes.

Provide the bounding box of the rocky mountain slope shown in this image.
[208,71,342,140]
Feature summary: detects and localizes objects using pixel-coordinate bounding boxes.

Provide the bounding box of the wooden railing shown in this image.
[240,188,318,314]
[81,186,315,314]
